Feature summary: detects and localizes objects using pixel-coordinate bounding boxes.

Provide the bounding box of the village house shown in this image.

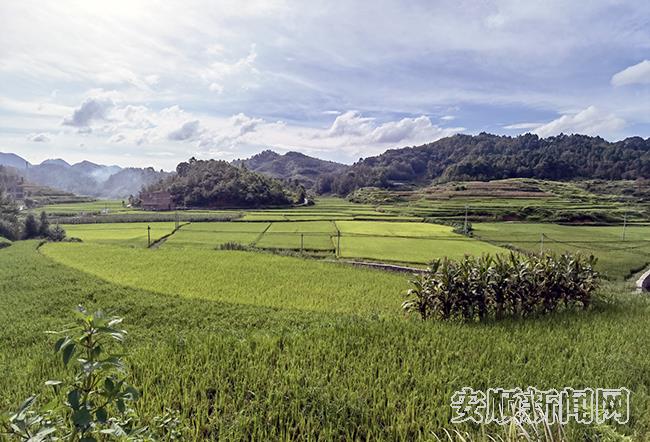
[140,190,174,211]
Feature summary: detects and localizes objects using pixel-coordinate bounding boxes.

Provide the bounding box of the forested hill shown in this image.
[325,133,650,195]
[234,150,348,190]
[145,158,302,208]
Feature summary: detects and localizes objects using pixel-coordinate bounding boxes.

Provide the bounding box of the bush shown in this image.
[402,252,600,321]
[0,219,19,241]
[0,306,181,440]
[23,214,40,239]
[218,241,249,251]
[47,225,67,242]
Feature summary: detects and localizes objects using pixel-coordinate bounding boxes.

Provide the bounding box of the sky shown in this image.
[0,0,648,170]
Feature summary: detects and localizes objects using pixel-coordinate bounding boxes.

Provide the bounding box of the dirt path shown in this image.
[325,259,426,274]
[149,222,189,249]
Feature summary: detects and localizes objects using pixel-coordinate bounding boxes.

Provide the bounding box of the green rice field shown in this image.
[474,222,650,280]
[0,239,648,440]
[164,222,270,249]
[4,194,650,439]
[61,222,178,247]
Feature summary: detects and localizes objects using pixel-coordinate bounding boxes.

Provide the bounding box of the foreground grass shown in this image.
[2,242,650,439]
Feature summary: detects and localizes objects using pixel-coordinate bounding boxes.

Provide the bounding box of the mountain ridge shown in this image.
[234,149,349,190]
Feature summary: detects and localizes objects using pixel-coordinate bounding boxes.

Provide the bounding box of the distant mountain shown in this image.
[0,152,169,198]
[235,150,349,189]
[102,167,172,199]
[326,133,650,195]
[41,158,71,167]
[0,152,30,170]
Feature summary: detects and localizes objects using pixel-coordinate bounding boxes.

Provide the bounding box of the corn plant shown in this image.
[403,252,600,321]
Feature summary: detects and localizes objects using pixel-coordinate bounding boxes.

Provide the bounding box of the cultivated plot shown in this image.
[42,242,405,314]
[164,222,270,248]
[474,223,650,279]
[335,221,505,264]
[62,222,177,247]
[255,221,336,250]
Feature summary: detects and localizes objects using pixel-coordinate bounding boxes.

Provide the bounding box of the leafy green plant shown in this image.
[1,306,171,441]
[403,252,600,321]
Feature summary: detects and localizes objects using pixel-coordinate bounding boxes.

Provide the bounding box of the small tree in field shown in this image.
[23,214,39,239]
[39,211,50,237]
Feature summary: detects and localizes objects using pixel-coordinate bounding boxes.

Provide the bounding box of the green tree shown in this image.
[39,211,50,237]
[23,214,39,239]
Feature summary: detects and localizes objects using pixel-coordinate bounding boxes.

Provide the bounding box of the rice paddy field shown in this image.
[1,238,650,440]
[61,222,178,247]
[474,223,650,280]
[4,195,650,440]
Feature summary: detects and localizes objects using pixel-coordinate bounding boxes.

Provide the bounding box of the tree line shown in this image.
[316,133,650,195]
[141,158,305,209]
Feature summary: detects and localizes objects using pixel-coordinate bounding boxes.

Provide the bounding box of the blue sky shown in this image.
[0,0,648,169]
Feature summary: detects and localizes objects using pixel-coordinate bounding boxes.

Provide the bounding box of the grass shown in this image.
[1,241,649,440]
[62,222,178,247]
[474,223,650,280]
[164,222,270,248]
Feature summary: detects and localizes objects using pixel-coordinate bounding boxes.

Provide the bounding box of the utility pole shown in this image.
[463,205,469,235]
[622,211,627,241]
[337,231,341,258]
[147,225,151,247]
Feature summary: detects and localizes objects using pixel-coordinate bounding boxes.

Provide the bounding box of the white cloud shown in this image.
[503,122,544,130]
[109,133,126,143]
[367,116,435,143]
[440,115,456,121]
[230,113,263,136]
[319,111,463,147]
[324,111,375,137]
[27,133,50,142]
[167,120,201,141]
[63,96,114,127]
[533,106,625,137]
[611,60,650,87]
[201,44,259,92]
[209,83,224,93]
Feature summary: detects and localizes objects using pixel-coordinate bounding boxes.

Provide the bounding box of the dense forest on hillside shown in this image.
[322,133,650,195]
[145,158,299,208]
[235,150,348,190]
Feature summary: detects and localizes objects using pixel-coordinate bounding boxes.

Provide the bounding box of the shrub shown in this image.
[0,219,19,241]
[47,225,67,242]
[217,241,249,250]
[403,252,599,321]
[23,214,40,239]
[0,306,179,441]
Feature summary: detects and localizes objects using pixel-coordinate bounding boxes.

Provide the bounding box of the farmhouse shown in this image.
[140,190,174,211]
